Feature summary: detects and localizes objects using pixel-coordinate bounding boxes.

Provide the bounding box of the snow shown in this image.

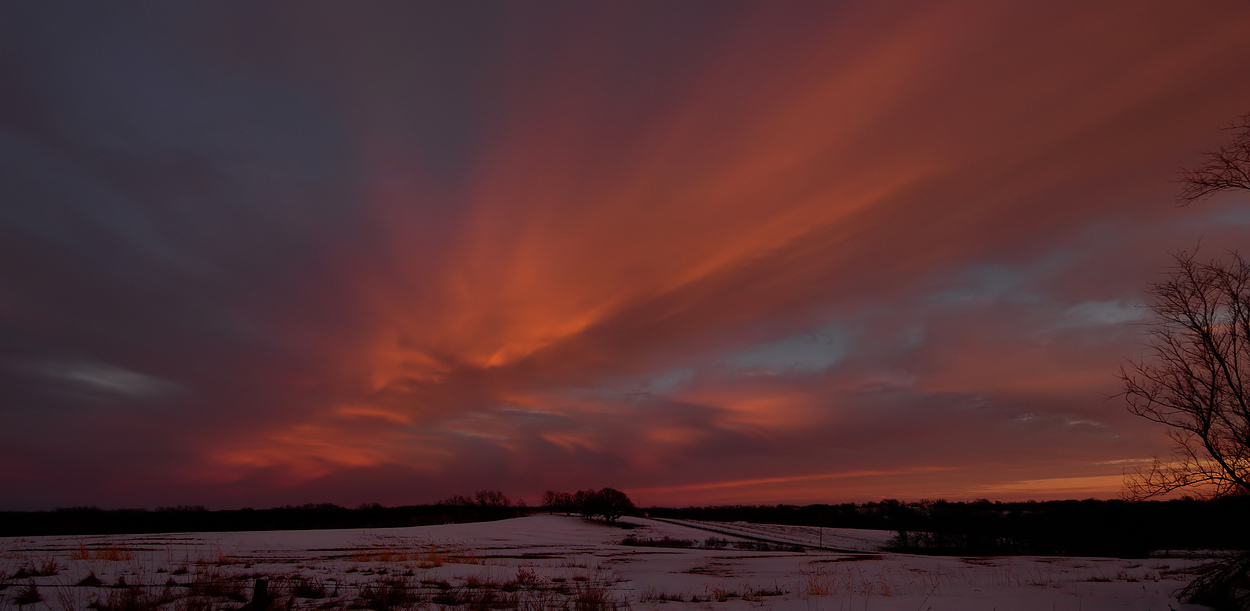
[651,518,894,552]
[0,514,1216,610]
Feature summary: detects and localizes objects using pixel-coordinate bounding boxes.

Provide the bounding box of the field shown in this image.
[0,514,1216,610]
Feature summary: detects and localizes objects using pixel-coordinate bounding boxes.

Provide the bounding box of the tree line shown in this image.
[0,488,641,537]
[649,497,1250,557]
[0,493,529,537]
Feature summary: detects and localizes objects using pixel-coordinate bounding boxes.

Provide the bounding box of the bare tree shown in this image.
[542,490,576,514]
[1128,111,1250,611]
[1121,251,1250,499]
[542,490,560,509]
[1121,112,1250,501]
[474,490,511,507]
[1178,113,1250,205]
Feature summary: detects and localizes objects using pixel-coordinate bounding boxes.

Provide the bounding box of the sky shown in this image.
[3,2,1250,511]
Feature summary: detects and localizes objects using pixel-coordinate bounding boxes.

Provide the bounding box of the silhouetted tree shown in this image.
[1178,113,1250,205]
[474,490,511,507]
[543,488,635,522]
[594,488,634,523]
[574,489,595,519]
[1121,251,1250,499]
[559,493,576,515]
[543,490,576,515]
[1121,111,1250,501]
[440,495,474,507]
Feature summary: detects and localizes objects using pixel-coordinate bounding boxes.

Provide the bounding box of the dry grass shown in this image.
[570,579,624,611]
[188,545,237,567]
[184,566,246,601]
[0,556,633,611]
[798,563,930,598]
[90,584,183,611]
[637,585,686,602]
[351,577,416,611]
[13,582,43,606]
[347,535,482,568]
[706,586,737,602]
[12,558,60,579]
[741,584,787,602]
[69,542,135,562]
[284,576,328,599]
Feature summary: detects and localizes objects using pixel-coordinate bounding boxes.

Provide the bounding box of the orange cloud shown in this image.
[201,1,1250,504]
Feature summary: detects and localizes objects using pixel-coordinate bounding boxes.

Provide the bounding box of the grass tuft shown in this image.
[13,582,42,606]
[70,542,135,562]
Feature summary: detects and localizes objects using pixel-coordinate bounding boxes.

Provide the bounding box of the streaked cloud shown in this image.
[34,361,183,399]
[2,1,1250,509]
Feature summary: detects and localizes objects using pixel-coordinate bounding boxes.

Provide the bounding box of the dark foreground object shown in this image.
[1181,552,1250,610]
[0,502,527,537]
[649,497,1250,557]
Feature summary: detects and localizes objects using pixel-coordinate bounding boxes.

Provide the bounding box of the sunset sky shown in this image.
[3,2,1250,511]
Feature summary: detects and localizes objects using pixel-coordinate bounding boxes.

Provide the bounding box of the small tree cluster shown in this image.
[542,488,634,523]
[439,490,513,508]
[434,490,526,521]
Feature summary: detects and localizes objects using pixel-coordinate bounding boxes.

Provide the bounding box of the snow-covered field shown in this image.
[0,514,1216,610]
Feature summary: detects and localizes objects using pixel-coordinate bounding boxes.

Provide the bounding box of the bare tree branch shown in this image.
[1178,113,1250,205]
[1121,251,1250,499]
